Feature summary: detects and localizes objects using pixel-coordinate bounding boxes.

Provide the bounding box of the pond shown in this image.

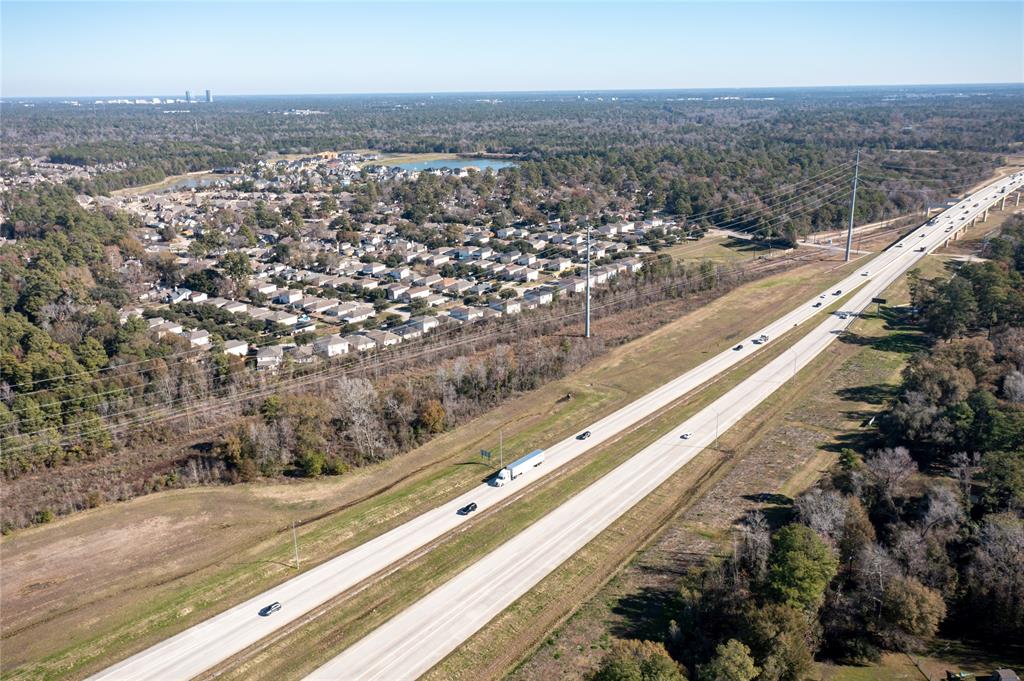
[394,158,516,172]
[162,175,240,191]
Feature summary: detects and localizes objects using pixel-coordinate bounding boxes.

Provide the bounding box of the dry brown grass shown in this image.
[0,254,861,679]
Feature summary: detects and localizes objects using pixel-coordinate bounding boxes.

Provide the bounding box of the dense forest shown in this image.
[4,86,1020,218]
[590,216,1024,681]
[2,87,1022,530]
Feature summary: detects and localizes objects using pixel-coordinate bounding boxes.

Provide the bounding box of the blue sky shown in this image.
[2,1,1022,97]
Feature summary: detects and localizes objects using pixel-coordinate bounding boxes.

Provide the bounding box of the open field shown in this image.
[109,170,215,196]
[660,234,773,263]
[0,252,864,679]
[819,641,1024,681]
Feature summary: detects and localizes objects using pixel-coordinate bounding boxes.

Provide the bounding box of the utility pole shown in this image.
[585,222,592,338]
[292,521,300,570]
[499,429,503,470]
[845,149,860,262]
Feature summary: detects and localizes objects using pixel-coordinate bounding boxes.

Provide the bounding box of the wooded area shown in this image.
[590,215,1024,681]
[2,88,1021,532]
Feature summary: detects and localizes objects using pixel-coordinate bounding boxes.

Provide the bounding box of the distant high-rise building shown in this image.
[205,89,213,103]
[185,90,192,103]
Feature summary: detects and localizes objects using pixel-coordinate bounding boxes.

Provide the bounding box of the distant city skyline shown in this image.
[2,1,1021,97]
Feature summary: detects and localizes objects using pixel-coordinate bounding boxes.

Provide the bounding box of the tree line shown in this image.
[588,217,1024,681]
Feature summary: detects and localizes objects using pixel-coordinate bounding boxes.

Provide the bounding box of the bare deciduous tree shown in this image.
[738,511,771,581]
[797,488,848,545]
[866,446,917,509]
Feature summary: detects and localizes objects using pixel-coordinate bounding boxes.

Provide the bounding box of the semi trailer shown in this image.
[494,449,545,486]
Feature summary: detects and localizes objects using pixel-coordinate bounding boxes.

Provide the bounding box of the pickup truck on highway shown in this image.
[494,449,545,486]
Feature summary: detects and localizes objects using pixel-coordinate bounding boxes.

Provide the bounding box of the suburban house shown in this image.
[489,299,522,315]
[286,345,317,364]
[255,345,284,371]
[340,304,375,324]
[222,340,249,357]
[559,277,587,294]
[392,324,422,341]
[254,282,277,295]
[222,301,248,315]
[449,306,484,322]
[274,289,303,305]
[268,310,299,327]
[403,286,431,302]
[388,266,411,280]
[152,321,184,338]
[414,273,443,288]
[184,329,211,347]
[364,329,400,348]
[385,283,410,301]
[410,315,439,332]
[525,289,554,305]
[343,334,376,352]
[313,334,350,358]
[301,297,337,314]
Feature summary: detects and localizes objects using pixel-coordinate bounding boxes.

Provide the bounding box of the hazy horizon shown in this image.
[3,1,1022,98]
[4,82,1023,101]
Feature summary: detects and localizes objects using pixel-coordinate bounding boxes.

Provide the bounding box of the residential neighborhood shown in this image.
[50,151,676,373]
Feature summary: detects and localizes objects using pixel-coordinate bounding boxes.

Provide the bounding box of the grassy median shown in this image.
[1,256,864,681]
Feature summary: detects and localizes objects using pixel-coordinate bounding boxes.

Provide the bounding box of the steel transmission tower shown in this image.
[845,149,860,262]
[585,222,592,338]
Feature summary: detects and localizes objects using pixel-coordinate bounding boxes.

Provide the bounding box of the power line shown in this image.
[6,182,853,426]
[3,245,836,452]
[9,192,852,446]
[4,166,853,398]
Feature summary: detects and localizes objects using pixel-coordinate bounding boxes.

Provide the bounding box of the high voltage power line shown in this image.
[4,163,855,398]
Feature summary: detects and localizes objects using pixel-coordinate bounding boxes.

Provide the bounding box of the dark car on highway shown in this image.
[259,602,282,616]
[458,502,478,515]
[577,430,592,440]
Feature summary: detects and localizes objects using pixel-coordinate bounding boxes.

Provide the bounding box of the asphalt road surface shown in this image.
[305,174,1022,680]
[90,173,1021,681]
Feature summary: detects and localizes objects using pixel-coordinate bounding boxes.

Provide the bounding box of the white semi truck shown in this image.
[494,449,545,486]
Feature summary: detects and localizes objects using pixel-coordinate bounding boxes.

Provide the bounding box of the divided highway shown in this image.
[306,174,1022,680]
[90,174,1021,681]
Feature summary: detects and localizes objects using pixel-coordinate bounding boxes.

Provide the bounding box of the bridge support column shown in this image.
[982,208,989,222]
[1017,191,1021,207]
[1001,196,1007,211]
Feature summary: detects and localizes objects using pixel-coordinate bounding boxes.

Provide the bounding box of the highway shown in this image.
[90,173,1021,681]
[305,173,1022,680]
